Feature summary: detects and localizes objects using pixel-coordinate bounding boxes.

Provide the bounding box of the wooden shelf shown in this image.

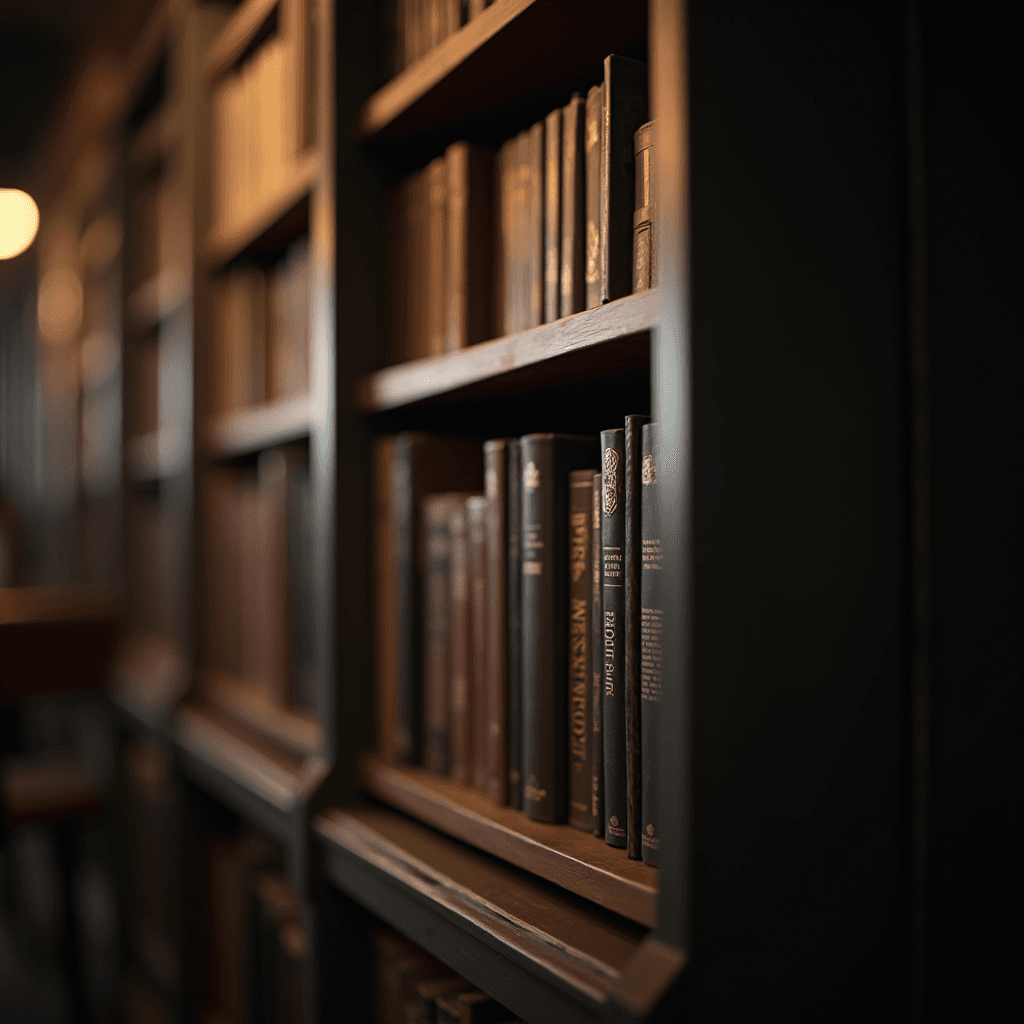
[205,0,279,80]
[0,585,117,627]
[203,392,310,459]
[357,289,656,413]
[316,806,653,1024]
[359,755,657,928]
[201,152,317,269]
[126,428,190,483]
[358,0,646,144]
[127,267,190,333]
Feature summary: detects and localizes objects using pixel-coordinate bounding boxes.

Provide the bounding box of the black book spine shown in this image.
[624,413,651,859]
[601,428,627,846]
[507,440,523,808]
[521,434,597,823]
[393,435,421,764]
[591,470,604,836]
[640,423,663,866]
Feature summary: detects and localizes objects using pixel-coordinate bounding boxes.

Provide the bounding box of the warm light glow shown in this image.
[0,188,40,259]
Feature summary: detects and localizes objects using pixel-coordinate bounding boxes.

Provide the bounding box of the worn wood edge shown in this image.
[203,391,310,459]
[356,289,657,412]
[0,586,119,627]
[359,756,657,927]
[358,0,537,140]
[204,0,279,80]
[314,809,616,1005]
[200,151,318,269]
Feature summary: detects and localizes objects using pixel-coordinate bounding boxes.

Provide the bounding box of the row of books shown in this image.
[202,447,315,712]
[372,929,520,1024]
[388,0,491,76]
[213,32,301,232]
[211,238,309,414]
[387,55,650,364]
[375,418,664,866]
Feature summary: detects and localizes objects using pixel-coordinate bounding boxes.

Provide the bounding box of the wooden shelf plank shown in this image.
[316,806,647,1024]
[201,152,317,269]
[203,392,310,459]
[357,289,656,413]
[358,755,658,928]
[205,0,279,80]
[358,0,646,144]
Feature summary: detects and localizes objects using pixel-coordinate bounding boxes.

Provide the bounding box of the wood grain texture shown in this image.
[357,754,657,926]
[204,0,280,80]
[356,288,657,412]
[203,392,310,459]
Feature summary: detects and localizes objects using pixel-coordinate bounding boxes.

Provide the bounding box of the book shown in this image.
[445,142,495,351]
[521,434,599,823]
[584,84,603,310]
[624,413,651,859]
[286,453,316,712]
[568,469,596,830]
[640,422,663,866]
[600,427,626,847]
[467,494,490,793]
[543,106,561,323]
[269,238,310,399]
[560,93,586,318]
[426,156,449,355]
[387,173,416,364]
[374,437,398,762]
[526,120,545,328]
[448,498,472,785]
[600,55,649,305]
[632,120,655,293]
[391,434,483,765]
[591,471,604,835]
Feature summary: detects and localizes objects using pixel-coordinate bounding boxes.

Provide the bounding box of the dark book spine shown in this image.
[560,93,586,318]
[393,435,421,764]
[640,423,663,865]
[426,156,448,355]
[584,84,604,310]
[544,106,562,323]
[506,440,523,807]
[467,495,489,793]
[526,120,545,329]
[632,120,655,293]
[624,413,651,859]
[600,55,649,304]
[484,441,510,804]
[591,471,604,835]
[601,428,627,846]
[568,470,595,830]
[448,500,471,784]
[424,495,453,774]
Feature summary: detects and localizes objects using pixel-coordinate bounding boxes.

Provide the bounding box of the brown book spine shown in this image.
[467,495,489,793]
[526,120,545,328]
[591,471,604,835]
[584,83,604,310]
[408,170,428,359]
[426,157,448,355]
[600,55,649,304]
[511,131,530,334]
[632,120,655,292]
[544,107,562,323]
[424,493,456,774]
[448,499,471,784]
[624,413,651,859]
[373,437,398,762]
[494,139,512,337]
[568,470,595,830]
[560,93,586,318]
[388,176,413,364]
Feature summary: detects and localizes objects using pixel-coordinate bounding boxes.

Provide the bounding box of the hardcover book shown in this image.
[467,494,490,793]
[591,470,604,835]
[560,93,586,317]
[448,498,472,784]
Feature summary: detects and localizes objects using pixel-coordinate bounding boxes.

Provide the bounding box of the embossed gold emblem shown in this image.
[523,461,540,490]
[603,448,619,516]
[642,453,656,486]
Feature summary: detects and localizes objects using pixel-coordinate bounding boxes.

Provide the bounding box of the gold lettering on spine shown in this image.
[569,598,587,764]
[604,610,616,696]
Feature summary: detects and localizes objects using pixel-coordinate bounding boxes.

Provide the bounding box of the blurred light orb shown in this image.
[0,188,40,259]
[38,267,84,346]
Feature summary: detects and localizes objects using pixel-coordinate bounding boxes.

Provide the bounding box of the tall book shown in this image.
[632,120,655,293]
[387,174,414,364]
[426,156,448,355]
[373,437,398,762]
[286,453,316,711]
[526,120,545,329]
[590,470,604,836]
[467,495,490,793]
[640,422,663,866]
[494,139,512,338]
[391,434,484,765]
[521,434,598,823]
[584,83,603,310]
[560,93,586,318]
[448,498,472,785]
[600,428,626,846]
[568,470,596,830]
[510,131,530,334]
[600,55,649,304]
[483,439,518,805]
[624,413,651,859]
[445,142,495,351]
[543,106,561,323]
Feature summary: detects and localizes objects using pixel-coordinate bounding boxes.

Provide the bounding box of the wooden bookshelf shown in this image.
[204,0,280,79]
[203,392,311,458]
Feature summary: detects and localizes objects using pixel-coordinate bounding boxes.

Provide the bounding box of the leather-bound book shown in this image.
[560,93,586,318]
[445,142,495,351]
[624,413,651,858]
[640,422,663,866]
[591,471,604,835]
[521,434,599,823]
[511,131,531,334]
[448,498,472,784]
[632,120,655,292]
[494,137,513,337]
[387,175,413,364]
[543,106,562,323]
[374,436,398,761]
[391,434,484,765]
[408,170,428,359]
[526,120,545,329]
[568,469,597,830]
[483,439,518,805]
[467,494,490,793]
[600,428,627,846]
[600,55,649,305]
[584,84,604,310]
[426,156,449,355]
